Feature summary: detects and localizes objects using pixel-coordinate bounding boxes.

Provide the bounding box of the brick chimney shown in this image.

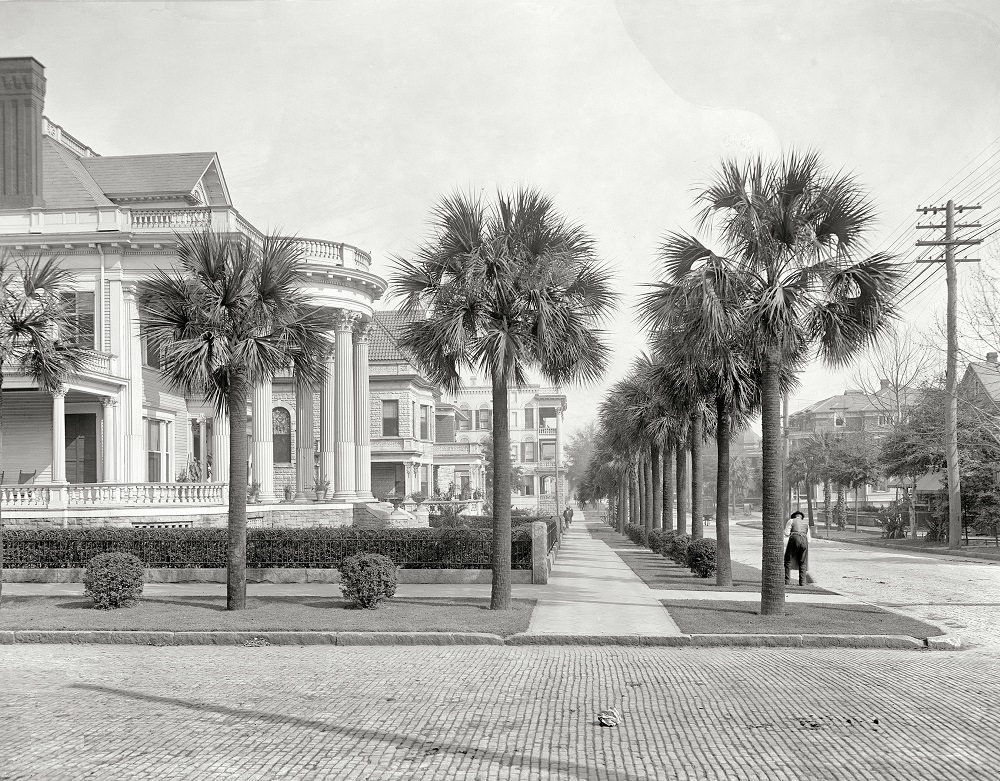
[0,57,46,209]
[987,352,998,365]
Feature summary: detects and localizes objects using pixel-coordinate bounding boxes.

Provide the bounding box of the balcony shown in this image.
[0,204,372,274]
[371,437,425,454]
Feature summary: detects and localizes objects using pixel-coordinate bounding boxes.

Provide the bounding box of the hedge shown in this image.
[1,527,534,570]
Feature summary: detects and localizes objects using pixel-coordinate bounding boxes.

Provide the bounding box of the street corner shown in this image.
[926,634,964,651]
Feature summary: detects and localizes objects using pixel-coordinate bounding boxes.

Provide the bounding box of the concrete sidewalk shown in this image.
[525,515,683,636]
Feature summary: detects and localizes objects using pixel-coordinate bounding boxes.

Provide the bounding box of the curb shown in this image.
[0,629,959,650]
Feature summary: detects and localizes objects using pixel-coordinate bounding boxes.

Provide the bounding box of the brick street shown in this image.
[1,644,998,780]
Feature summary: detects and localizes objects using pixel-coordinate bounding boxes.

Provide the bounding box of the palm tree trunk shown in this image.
[630,463,640,527]
[823,479,832,533]
[226,372,250,611]
[490,374,513,610]
[806,483,815,528]
[643,448,654,534]
[715,397,733,587]
[652,443,663,531]
[638,453,647,531]
[690,413,703,540]
[836,483,847,530]
[676,444,688,534]
[760,353,786,615]
[618,481,627,532]
[663,444,675,531]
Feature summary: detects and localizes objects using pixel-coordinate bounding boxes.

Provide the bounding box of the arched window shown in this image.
[272,408,292,464]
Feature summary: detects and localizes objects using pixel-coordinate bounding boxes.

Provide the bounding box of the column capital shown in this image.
[52,385,68,399]
[335,310,359,333]
[353,318,373,342]
[101,395,118,407]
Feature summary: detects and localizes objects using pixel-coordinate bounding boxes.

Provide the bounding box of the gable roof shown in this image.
[965,360,1000,402]
[80,152,218,200]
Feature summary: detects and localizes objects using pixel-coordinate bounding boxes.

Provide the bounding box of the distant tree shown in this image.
[564,421,599,499]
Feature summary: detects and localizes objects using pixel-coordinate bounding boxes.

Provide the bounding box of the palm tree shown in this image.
[0,250,88,607]
[138,230,336,611]
[642,151,902,613]
[391,188,617,610]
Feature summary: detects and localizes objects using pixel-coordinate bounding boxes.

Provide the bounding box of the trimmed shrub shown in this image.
[2,527,534,571]
[657,530,676,557]
[686,538,717,578]
[624,524,648,548]
[83,552,144,609]
[647,529,664,555]
[340,552,397,609]
[669,533,690,566]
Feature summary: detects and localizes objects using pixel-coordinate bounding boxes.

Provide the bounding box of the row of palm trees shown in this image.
[585,151,904,614]
[1,150,904,617]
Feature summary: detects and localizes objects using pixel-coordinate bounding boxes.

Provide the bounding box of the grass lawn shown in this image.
[663,599,941,638]
[588,523,835,594]
[0,595,535,636]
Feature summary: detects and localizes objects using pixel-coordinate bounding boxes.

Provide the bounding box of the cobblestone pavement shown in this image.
[1,644,998,780]
[726,522,1000,651]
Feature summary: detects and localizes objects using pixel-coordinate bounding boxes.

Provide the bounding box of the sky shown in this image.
[3,0,999,435]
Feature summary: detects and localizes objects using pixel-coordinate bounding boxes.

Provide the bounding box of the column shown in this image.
[319,351,336,493]
[251,380,275,502]
[197,416,208,481]
[101,396,117,482]
[333,311,357,500]
[353,319,374,501]
[211,411,229,482]
[51,387,67,483]
[294,373,314,501]
[121,284,145,482]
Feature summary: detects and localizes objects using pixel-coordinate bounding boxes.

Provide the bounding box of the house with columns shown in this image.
[0,57,385,527]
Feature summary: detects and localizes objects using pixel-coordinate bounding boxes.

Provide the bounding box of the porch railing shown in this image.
[66,482,227,507]
[1,486,50,508]
[0,482,227,510]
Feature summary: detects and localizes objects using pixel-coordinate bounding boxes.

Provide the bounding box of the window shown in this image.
[511,411,518,430]
[522,442,537,462]
[458,406,471,431]
[541,442,556,462]
[833,415,846,428]
[272,408,291,464]
[382,400,399,436]
[510,444,519,461]
[145,418,170,482]
[524,407,534,429]
[521,474,535,496]
[61,291,96,348]
[420,405,430,440]
[476,408,492,431]
[139,320,161,369]
[420,465,429,496]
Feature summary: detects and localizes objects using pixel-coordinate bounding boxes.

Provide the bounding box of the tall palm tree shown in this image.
[0,250,88,607]
[138,230,336,611]
[643,151,902,613]
[391,188,617,610]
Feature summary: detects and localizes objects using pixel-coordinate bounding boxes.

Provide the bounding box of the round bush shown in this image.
[686,538,717,578]
[83,552,144,609]
[657,530,676,557]
[339,552,398,609]
[647,529,664,554]
[669,533,691,565]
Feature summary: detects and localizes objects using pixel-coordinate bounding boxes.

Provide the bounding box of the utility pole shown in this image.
[916,200,982,550]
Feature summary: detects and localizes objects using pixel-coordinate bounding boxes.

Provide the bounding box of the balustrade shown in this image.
[64,482,227,507]
[130,208,212,231]
[0,486,50,508]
